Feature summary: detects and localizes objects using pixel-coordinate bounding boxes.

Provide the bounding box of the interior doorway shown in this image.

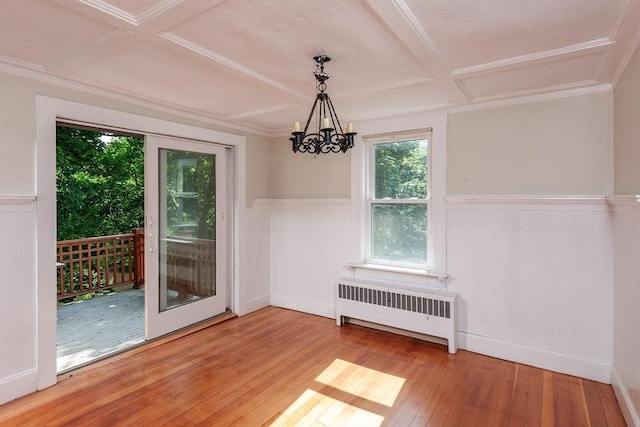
[55,124,145,372]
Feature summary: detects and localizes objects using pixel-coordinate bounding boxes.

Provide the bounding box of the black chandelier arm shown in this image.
[323,96,344,134]
[291,131,355,155]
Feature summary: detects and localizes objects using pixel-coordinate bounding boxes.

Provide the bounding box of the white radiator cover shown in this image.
[336,278,458,354]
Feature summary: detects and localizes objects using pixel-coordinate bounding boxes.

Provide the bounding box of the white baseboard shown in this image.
[0,368,38,405]
[239,295,270,316]
[612,365,640,427]
[270,294,335,319]
[269,294,613,383]
[458,332,612,383]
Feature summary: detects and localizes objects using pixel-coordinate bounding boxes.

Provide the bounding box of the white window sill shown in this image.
[345,262,448,280]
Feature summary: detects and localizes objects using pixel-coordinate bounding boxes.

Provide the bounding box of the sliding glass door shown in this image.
[145,136,229,339]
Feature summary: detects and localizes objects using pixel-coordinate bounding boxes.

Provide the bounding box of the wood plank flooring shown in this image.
[0,307,626,426]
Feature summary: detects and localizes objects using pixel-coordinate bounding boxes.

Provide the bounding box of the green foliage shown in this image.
[375,139,428,199]
[372,139,429,265]
[56,126,144,241]
[165,150,216,239]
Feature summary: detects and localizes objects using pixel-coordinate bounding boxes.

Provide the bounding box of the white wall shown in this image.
[265,92,617,384]
[446,197,613,381]
[267,92,613,383]
[0,197,37,403]
[609,197,640,426]
[269,137,351,199]
[264,195,615,382]
[611,41,640,427]
[448,91,613,196]
[260,199,352,317]
[614,44,640,195]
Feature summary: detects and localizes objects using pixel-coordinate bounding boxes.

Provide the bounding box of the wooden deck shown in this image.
[57,288,145,372]
[3,306,626,426]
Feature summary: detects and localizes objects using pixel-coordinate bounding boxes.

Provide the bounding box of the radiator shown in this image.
[336,278,458,354]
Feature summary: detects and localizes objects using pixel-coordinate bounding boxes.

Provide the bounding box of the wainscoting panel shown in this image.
[237,206,271,315]
[446,196,613,382]
[609,195,640,427]
[0,196,38,404]
[259,199,351,318]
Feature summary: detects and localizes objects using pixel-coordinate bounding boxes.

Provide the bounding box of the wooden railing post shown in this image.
[133,228,145,289]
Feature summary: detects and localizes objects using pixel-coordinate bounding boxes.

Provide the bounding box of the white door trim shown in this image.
[35,96,246,390]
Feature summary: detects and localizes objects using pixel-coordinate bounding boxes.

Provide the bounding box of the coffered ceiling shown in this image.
[1,0,638,135]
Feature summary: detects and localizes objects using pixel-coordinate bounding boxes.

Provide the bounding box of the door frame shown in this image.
[145,136,229,339]
[35,96,246,390]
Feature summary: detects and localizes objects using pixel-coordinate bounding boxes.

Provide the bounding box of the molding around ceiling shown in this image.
[159,32,308,101]
[331,77,437,100]
[448,83,612,114]
[451,38,614,78]
[78,0,183,26]
[0,60,616,141]
[0,55,44,73]
[0,61,272,137]
[227,104,301,120]
[273,83,613,137]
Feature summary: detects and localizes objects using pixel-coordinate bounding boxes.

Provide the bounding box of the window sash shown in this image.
[368,200,430,268]
[365,135,432,269]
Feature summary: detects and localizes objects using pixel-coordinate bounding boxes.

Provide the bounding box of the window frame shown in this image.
[350,114,447,279]
[365,132,433,269]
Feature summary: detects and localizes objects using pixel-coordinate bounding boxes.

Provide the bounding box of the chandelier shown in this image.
[291,55,356,154]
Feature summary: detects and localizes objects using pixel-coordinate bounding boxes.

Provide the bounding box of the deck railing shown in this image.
[56,229,144,300]
[56,229,215,301]
[165,237,216,299]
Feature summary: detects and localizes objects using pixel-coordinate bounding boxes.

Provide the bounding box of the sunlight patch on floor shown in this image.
[270,358,406,426]
[315,358,405,407]
[270,389,384,427]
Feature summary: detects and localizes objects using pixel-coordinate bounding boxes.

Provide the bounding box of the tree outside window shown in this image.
[369,137,429,267]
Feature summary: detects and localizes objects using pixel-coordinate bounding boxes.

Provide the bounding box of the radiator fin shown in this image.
[338,283,450,319]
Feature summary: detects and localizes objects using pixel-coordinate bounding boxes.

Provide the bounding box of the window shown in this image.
[366,131,431,269]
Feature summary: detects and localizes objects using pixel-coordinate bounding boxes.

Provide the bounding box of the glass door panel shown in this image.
[160,149,217,311]
[146,136,228,339]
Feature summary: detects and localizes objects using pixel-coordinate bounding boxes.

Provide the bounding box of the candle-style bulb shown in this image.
[293,121,301,132]
[347,122,354,133]
[322,117,330,129]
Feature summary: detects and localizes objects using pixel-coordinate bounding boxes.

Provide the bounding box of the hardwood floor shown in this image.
[0,306,626,426]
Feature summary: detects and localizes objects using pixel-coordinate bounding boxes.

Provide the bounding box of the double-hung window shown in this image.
[366,130,432,269]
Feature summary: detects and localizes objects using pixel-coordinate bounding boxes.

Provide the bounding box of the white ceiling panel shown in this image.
[0,0,116,68]
[334,80,456,121]
[0,0,637,133]
[69,40,300,120]
[461,53,604,100]
[406,0,629,71]
[165,0,432,94]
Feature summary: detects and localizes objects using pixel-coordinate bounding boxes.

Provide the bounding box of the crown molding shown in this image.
[77,0,182,25]
[452,38,613,78]
[0,61,271,137]
[613,30,640,86]
[274,81,612,137]
[447,83,612,114]
[78,0,138,25]
[136,0,183,24]
[159,32,307,101]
